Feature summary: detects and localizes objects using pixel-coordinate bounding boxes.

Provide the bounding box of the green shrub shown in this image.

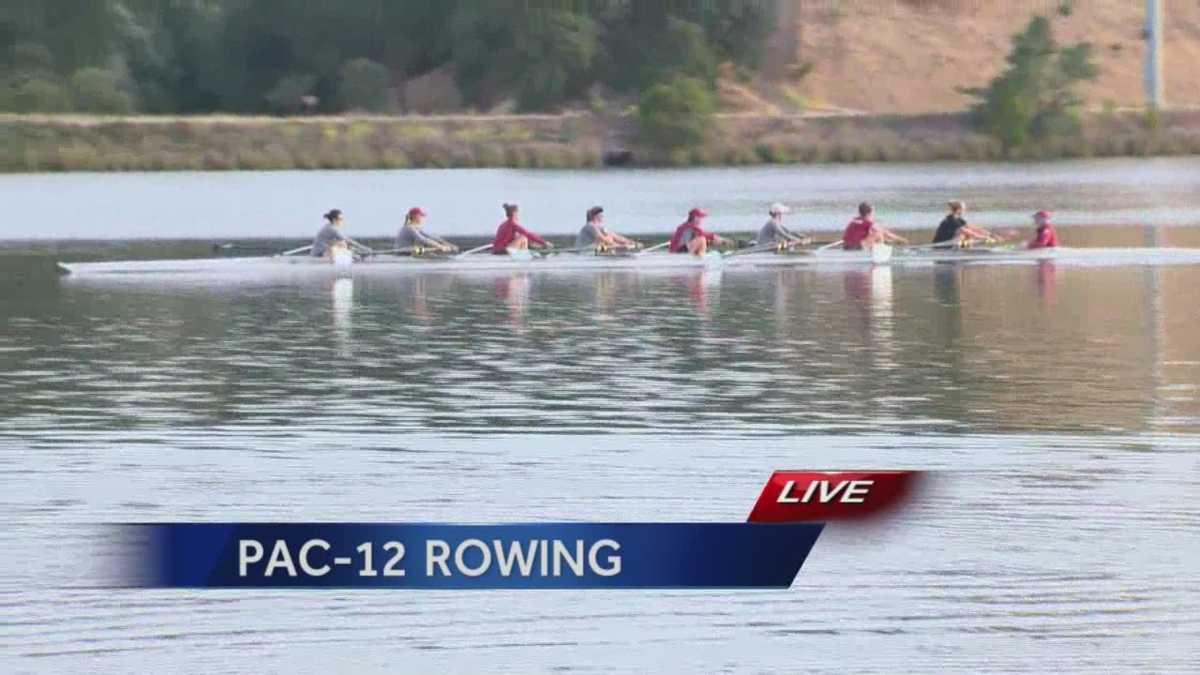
[962,15,1097,150]
[3,76,74,112]
[264,73,317,114]
[380,149,411,169]
[336,58,394,113]
[637,76,714,151]
[725,144,759,165]
[70,68,134,114]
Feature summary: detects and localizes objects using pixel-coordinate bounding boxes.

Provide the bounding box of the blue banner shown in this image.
[119,523,823,589]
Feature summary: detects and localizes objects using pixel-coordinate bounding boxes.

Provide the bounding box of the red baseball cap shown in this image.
[688,207,708,219]
[408,207,427,218]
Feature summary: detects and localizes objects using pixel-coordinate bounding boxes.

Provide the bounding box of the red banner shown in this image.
[747,471,920,523]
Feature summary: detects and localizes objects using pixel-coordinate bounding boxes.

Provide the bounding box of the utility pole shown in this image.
[1145,0,1164,107]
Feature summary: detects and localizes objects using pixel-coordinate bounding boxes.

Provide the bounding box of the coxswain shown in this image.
[842,202,908,250]
[932,200,996,247]
[576,206,638,250]
[757,203,810,248]
[669,208,729,255]
[1027,210,1060,249]
[396,207,457,253]
[492,203,552,254]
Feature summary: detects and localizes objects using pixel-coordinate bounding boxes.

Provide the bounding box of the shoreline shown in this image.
[4,110,1200,174]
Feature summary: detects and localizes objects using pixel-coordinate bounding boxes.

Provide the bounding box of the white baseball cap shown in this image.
[769,202,791,215]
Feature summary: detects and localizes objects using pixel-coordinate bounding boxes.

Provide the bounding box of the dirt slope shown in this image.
[770,0,1200,113]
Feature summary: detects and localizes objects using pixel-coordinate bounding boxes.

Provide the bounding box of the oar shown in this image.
[343,237,375,255]
[724,241,783,258]
[218,243,314,256]
[213,243,298,255]
[541,245,593,256]
[903,241,956,250]
[636,241,670,255]
[281,244,313,256]
[455,243,492,259]
[361,247,419,257]
[817,239,844,251]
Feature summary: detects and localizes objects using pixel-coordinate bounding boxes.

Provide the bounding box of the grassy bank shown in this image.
[3,110,1199,173]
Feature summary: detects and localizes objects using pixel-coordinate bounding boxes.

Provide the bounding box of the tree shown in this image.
[962,15,1097,149]
[593,1,768,92]
[337,58,393,112]
[508,10,597,111]
[265,72,318,114]
[450,5,597,111]
[638,76,715,151]
[1,0,121,74]
[1,76,73,112]
[70,67,135,113]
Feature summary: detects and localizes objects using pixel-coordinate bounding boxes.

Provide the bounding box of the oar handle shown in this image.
[816,239,844,251]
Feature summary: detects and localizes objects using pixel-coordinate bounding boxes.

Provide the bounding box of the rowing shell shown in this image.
[56,245,896,277]
[54,245,1200,277]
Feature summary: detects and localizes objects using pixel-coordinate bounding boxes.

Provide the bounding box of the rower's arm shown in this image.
[344,236,374,253]
[878,226,908,244]
[516,223,549,247]
[962,224,994,239]
[412,229,441,246]
[782,225,809,242]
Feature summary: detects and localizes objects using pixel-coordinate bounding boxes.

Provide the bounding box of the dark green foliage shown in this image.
[337,58,393,112]
[264,73,318,114]
[2,76,73,112]
[0,0,774,118]
[638,76,715,151]
[70,67,135,113]
[962,15,1098,149]
[449,4,598,111]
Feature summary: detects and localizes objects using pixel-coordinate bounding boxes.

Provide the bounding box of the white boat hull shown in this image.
[55,246,1200,278]
[58,249,889,277]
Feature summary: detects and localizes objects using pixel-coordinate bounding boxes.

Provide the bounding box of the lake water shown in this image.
[2,160,1199,673]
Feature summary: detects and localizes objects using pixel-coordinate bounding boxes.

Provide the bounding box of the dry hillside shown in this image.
[767,0,1200,113]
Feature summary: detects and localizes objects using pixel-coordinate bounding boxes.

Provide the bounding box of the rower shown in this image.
[396,207,457,253]
[932,200,995,247]
[492,203,553,254]
[842,202,908,251]
[757,203,810,249]
[1027,210,1060,249]
[576,206,638,251]
[311,209,367,258]
[669,207,729,255]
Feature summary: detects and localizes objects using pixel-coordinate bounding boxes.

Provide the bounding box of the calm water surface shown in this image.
[2,162,1199,672]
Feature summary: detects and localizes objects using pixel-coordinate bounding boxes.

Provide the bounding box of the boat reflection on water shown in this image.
[842,266,895,352]
[590,272,620,319]
[331,277,354,358]
[681,267,722,316]
[494,272,532,328]
[1036,260,1058,304]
